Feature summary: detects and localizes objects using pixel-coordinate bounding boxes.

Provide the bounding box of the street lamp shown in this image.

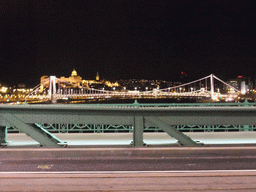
[168,87,170,94]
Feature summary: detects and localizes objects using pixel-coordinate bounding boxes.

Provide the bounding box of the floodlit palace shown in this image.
[40,69,120,90]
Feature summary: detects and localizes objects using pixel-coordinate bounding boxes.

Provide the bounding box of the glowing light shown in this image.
[226,97,234,102]
[0,87,8,93]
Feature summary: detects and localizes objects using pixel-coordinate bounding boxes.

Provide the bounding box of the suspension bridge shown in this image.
[25,74,241,102]
[1,74,248,148]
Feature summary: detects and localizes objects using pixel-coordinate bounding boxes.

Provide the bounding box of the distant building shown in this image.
[59,69,83,88]
[18,84,26,88]
[0,82,10,94]
[40,69,120,90]
[96,71,100,81]
[226,80,239,93]
[226,76,251,94]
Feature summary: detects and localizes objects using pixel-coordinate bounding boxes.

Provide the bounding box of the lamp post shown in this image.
[145,87,148,96]
[113,87,115,95]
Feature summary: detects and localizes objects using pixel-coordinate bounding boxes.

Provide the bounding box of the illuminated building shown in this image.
[81,70,103,87]
[40,69,83,90]
[82,71,120,88]
[96,71,100,81]
[0,83,9,94]
[226,80,239,93]
[104,81,119,88]
[0,86,8,93]
[60,69,82,87]
[226,76,251,94]
[40,69,120,90]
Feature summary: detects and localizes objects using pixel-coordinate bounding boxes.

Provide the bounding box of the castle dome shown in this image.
[71,69,77,77]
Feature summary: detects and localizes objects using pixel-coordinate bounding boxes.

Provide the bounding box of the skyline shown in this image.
[1,1,256,86]
[0,67,252,88]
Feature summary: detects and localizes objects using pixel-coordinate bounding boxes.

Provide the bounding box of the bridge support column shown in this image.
[133,116,144,147]
[0,126,8,146]
[243,125,250,131]
[210,74,214,100]
[146,117,201,147]
[49,76,57,103]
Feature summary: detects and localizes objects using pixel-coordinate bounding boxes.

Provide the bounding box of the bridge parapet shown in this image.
[1,101,256,147]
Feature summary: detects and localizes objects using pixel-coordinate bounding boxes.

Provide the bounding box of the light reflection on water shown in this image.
[58,98,202,104]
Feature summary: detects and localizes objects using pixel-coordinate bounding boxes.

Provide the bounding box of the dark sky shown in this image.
[0,0,255,86]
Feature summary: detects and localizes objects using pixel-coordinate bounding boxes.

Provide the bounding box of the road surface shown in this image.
[1,147,256,191]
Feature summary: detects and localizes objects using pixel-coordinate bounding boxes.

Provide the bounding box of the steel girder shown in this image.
[1,104,256,147]
[145,117,200,146]
[0,113,65,147]
[0,126,7,146]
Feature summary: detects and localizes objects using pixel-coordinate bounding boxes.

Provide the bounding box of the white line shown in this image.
[1,170,256,174]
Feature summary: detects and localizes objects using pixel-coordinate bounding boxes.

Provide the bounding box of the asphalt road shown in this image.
[1,171,256,192]
[1,147,256,191]
[1,147,256,172]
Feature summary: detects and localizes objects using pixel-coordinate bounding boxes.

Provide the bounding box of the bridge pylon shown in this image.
[49,76,57,102]
[210,74,214,100]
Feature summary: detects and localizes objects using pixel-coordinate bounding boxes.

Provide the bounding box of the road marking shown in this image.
[37,165,54,169]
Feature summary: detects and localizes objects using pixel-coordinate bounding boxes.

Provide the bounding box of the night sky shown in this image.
[1,0,255,86]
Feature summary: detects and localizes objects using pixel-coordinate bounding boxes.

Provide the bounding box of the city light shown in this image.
[0,87,8,93]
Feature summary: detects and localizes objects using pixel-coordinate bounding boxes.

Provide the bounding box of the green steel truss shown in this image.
[2,101,256,147]
[7,124,256,133]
